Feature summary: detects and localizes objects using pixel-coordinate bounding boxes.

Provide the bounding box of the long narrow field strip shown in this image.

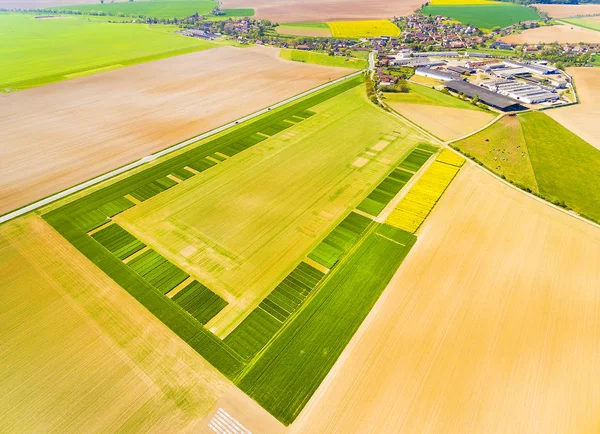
[128,250,190,295]
[130,177,179,202]
[43,77,364,380]
[172,281,228,324]
[238,224,417,425]
[327,20,401,38]
[307,212,372,269]
[386,152,465,233]
[224,262,325,360]
[91,224,146,260]
[357,144,437,216]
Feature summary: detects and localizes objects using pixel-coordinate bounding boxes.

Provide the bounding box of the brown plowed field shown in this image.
[221,0,422,22]
[533,3,600,18]
[292,163,600,433]
[547,68,600,151]
[0,46,349,215]
[501,23,600,44]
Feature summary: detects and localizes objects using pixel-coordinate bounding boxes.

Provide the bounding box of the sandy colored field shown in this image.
[293,163,600,433]
[533,3,600,18]
[387,102,495,141]
[501,23,600,44]
[221,0,423,22]
[547,67,600,151]
[276,25,332,37]
[0,214,231,432]
[117,86,429,337]
[0,45,350,216]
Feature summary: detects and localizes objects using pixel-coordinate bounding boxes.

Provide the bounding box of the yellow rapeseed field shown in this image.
[386,153,464,232]
[327,20,401,38]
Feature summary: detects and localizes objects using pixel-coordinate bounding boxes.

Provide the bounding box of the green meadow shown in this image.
[56,0,217,19]
[280,48,368,69]
[453,112,600,223]
[0,13,216,90]
[560,17,600,32]
[384,83,487,111]
[422,3,540,30]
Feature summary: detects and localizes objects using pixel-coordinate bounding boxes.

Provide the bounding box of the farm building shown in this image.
[464,52,490,58]
[444,80,524,111]
[504,60,558,75]
[392,57,445,67]
[415,67,461,82]
[414,51,460,57]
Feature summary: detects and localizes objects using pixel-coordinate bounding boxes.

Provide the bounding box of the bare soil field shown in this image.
[533,3,600,18]
[221,0,423,22]
[547,67,600,151]
[501,23,600,44]
[0,214,230,432]
[0,46,349,216]
[386,102,495,141]
[292,163,600,433]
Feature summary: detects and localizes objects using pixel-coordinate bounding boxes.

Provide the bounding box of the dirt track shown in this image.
[546,67,600,151]
[221,0,422,22]
[0,46,349,215]
[501,23,600,44]
[292,163,600,433]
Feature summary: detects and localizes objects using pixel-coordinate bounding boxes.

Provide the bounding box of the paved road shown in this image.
[0,69,364,225]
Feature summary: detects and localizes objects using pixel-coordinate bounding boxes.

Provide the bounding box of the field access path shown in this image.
[0,66,363,225]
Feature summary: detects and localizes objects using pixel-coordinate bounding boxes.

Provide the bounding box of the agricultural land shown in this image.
[275,22,332,37]
[0,13,217,90]
[452,111,600,223]
[547,67,600,152]
[0,45,351,215]
[501,22,600,44]
[422,0,540,31]
[280,48,368,68]
[328,20,401,38]
[220,0,424,23]
[532,3,600,18]
[384,83,496,141]
[561,16,600,32]
[55,0,217,19]
[292,163,600,434]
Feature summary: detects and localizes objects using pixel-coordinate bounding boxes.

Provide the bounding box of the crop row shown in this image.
[172,280,227,324]
[91,224,146,260]
[357,143,437,216]
[128,250,190,294]
[386,153,464,233]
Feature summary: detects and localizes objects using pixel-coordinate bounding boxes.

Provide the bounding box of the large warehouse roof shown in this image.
[444,80,523,111]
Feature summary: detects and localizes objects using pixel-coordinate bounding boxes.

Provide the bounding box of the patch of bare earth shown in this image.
[386,102,495,141]
[501,23,600,44]
[291,164,600,433]
[0,45,350,215]
[546,67,600,151]
[0,215,230,432]
[533,3,600,18]
[221,0,423,22]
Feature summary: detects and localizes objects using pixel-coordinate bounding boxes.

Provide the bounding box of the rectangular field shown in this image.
[115,83,428,336]
[0,45,352,216]
[57,0,217,19]
[280,48,368,69]
[238,223,417,425]
[421,3,540,30]
[327,19,400,38]
[386,151,464,232]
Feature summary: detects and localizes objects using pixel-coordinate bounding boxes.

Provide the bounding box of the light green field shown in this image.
[560,17,600,32]
[280,48,368,69]
[116,85,428,336]
[276,23,332,37]
[327,19,401,38]
[422,3,540,31]
[384,83,487,111]
[453,112,600,222]
[0,13,216,90]
[57,0,217,19]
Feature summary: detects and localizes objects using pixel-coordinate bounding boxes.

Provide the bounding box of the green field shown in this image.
[280,48,368,69]
[41,76,432,424]
[238,223,416,425]
[422,3,540,30]
[453,112,600,222]
[57,0,217,19]
[384,83,487,111]
[0,13,216,90]
[560,18,600,32]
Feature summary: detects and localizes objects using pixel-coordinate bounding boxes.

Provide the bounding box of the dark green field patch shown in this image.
[97,196,136,217]
[128,250,189,294]
[308,212,372,268]
[172,167,195,180]
[188,158,218,173]
[399,148,434,173]
[225,261,325,360]
[238,224,416,425]
[130,177,178,202]
[172,280,227,324]
[91,224,146,260]
[293,109,316,119]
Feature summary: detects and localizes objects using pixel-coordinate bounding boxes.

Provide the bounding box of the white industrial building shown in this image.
[415,67,462,81]
[481,79,559,104]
